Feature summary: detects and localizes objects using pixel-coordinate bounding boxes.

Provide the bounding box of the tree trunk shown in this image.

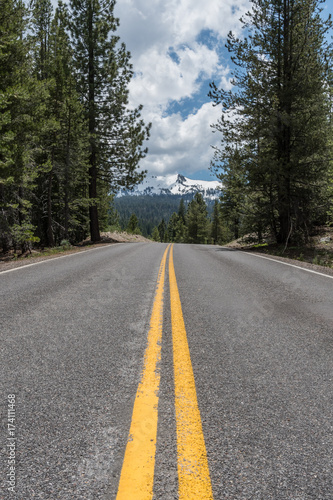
[64,106,71,240]
[0,185,10,252]
[234,217,239,240]
[87,4,100,242]
[276,0,292,245]
[88,163,100,241]
[47,169,55,247]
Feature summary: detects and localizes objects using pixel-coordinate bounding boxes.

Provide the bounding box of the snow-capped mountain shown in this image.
[118,173,221,200]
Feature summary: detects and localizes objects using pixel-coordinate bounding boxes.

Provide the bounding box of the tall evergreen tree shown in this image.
[151,226,160,242]
[178,198,186,224]
[48,1,90,243]
[0,0,43,251]
[127,213,140,234]
[158,218,166,242]
[30,0,57,247]
[107,194,120,230]
[186,192,209,244]
[210,0,333,245]
[167,212,179,242]
[30,0,91,247]
[70,0,150,241]
[174,198,187,242]
[211,199,226,245]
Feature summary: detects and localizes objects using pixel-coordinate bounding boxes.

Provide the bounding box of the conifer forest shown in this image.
[1,0,333,251]
[0,0,150,251]
[209,0,333,246]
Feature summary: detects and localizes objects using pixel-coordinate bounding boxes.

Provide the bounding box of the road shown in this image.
[0,242,332,499]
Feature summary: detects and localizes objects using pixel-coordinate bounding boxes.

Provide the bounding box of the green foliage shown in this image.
[327,155,333,225]
[151,226,160,242]
[11,223,40,251]
[210,0,333,246]
[114,194,220,238]
[124,196,227,245]
[157,219,166,242]
[115,194,190,236]
[0,0,148,252]
[186,193,209,244]
[178,198,186,224]
[127,213,141,235]
[166,212,179,242]
[60,239,71,249]
[0,0,44,252]
[211,199,228,245]
[107,194,121,231]
[70,0,150,241]
[151,196,213,244]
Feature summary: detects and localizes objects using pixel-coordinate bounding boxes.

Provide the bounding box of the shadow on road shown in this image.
[214,247,239,252]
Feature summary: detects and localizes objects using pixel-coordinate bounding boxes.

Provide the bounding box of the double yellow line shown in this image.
[116,244,213,500]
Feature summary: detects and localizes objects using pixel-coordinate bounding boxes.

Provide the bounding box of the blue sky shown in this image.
[113,0,250,181]
[51,0,333,181]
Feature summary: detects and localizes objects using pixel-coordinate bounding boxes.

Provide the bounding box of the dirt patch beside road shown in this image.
[0,231,152,273]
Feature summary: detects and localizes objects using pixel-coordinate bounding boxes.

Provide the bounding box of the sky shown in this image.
[113,0,250,181]
[51,0,333,182]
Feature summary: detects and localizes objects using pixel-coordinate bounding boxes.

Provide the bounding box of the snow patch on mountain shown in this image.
[118,173,221,200]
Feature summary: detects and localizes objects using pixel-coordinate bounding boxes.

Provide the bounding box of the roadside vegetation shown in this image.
[149,196,230,245]
[209,0,333,249]
[226,227,333,269]
[0,0,150,255]
[2,0,333,268]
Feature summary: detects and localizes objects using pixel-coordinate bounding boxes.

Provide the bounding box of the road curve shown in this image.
[0,242,332,499]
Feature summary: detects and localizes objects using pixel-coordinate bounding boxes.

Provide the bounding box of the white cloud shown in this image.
[128,43,219,111]
[167,0,248,44]
[51,0,249,178]
[140,103,222,175]
[113,0,250,178]
[115,0,249,56]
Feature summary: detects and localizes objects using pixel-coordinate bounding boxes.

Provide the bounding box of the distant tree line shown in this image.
[114,194,190,237]
[209,0,333,246]
[114,193,220,237]
[149,194,231,245]
[0,0,149,252]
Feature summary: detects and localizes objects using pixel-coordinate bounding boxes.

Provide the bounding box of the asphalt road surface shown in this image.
[1,242,332,499]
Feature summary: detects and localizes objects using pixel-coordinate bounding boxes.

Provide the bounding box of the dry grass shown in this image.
[226,226,333,269]
[0,231,151,272]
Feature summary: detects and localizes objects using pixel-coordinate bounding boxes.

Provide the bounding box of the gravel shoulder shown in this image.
[0,232,152,273]
[239,248,333,277]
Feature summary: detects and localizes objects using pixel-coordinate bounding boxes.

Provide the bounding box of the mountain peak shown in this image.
[176,174,187,184]
[117,173,221,200]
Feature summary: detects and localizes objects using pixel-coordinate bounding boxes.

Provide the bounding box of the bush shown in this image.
[60,239,72,250]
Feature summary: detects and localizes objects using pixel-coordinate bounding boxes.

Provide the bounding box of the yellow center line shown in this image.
[116,244,171,500]
[169,244,214,500]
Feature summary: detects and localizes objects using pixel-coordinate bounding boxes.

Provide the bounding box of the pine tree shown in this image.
[151,226,160,242]
[174,198,187,242]
[30,0,58,247]
[127,213,141,234]
[107,194,120,230]
[70,0,150,241]
[158,218,166,242]
[186,193,209,244]
[211,199,225,245]
[218,150,247,241]
[167,212,179,242]
[48,1,90,243]
[178,198,186,224]
[0,0,43,252]
[210,0,333,245]
[174,218,186,243]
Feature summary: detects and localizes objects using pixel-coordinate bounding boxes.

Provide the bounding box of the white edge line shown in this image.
[242,250,333,279]
[0,243,121,275]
